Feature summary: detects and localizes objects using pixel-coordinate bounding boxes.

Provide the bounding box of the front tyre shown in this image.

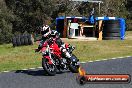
[69,54,80,73]
[42,58,57,76]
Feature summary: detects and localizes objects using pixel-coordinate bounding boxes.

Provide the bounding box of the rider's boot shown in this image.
[61,48,71,58]
[65,51,71,58]
[35,46,41,52]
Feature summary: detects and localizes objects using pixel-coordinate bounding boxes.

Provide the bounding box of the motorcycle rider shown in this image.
[50,30,72,68]
[35,22,51,52]
[51,30,71,58]
[36,29,72,69]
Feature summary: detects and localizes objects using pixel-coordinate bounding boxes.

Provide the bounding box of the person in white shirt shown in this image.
[35,23,51,52]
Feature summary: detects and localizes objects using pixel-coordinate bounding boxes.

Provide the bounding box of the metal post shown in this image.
[99,2,101,16]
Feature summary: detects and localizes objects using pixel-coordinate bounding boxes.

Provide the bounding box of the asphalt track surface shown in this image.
[0,57,132,88]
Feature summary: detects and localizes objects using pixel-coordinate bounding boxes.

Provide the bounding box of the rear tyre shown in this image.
[104,20,120,24]
[103,37,121,40]
[103,33,120,37]
[12,37,17,47]
[103,28,120,33]
[23,34,28,45]
[16,36,21,46]
[27,34,34,45]
[42,58,56,76]
[20,35,24,45]
[103,20,121,40]
[103,24,120,28]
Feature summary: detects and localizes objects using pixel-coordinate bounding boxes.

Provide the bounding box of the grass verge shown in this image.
[0,31,132,72]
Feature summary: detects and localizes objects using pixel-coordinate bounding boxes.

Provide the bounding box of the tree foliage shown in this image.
[0,0,132,44]
[0,0,14,44]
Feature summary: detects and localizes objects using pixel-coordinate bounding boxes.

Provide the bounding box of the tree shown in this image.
[125,0,132,19]
[100,0,128,18]
[0,0,14,44]
[5,0,55,33]
[1,0,131,44]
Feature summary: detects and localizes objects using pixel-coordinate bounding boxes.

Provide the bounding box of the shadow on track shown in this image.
[15,69,71,76]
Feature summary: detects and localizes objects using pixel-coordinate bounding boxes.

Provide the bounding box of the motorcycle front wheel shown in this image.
[42,58,57,76]
[69,54,80,73]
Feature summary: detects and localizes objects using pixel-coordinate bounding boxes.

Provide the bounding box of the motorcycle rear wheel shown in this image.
[42,58,57,76]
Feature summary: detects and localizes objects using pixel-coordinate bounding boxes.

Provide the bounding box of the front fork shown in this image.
[70,54,79,65]
[47,45,55,65]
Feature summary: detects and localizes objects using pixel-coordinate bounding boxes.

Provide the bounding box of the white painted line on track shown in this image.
[37,67,43,69]
[111,58,117,60]
[126,56,131,58]
[84,56,132,63]
[117,57,124,59]
[101,59,108,61]
[3,71,9,73]
[80,62,86,63]
[22,69,28,70]
[0,56,131,73]
[88,61,94,62]
[94,60,101,62]
[29,68,36,70]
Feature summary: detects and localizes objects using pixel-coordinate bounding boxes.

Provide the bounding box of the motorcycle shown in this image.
[38,37,80,76]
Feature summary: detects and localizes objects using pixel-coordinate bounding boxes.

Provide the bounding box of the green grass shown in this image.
[0,31,132,72]
[69,40,132,61]
[0,44,42,71]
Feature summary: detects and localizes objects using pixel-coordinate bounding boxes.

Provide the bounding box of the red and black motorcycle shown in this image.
[38,37,79,76]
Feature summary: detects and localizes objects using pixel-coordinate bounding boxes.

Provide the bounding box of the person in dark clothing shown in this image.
[50,30,72,69]
[51,30,71,58]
